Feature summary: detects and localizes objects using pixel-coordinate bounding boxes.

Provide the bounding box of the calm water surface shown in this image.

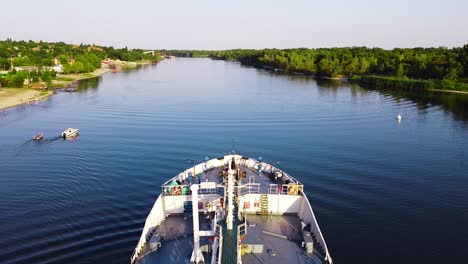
[1,58,467,264]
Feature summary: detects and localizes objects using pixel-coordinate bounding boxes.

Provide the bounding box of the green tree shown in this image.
[9,71,28,87]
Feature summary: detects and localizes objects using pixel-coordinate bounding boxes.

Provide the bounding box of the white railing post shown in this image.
[190,184,204,264]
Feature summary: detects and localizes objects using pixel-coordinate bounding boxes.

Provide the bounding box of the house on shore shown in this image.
[52,57,75,66]
[14,66,39,72]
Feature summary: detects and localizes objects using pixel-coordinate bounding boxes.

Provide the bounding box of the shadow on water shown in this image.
[76,77,101,91]
[355,84,468,123]
[232,60,468,124]
[39,136,63,144]
[316,78,345,89]
[10,136,66,158]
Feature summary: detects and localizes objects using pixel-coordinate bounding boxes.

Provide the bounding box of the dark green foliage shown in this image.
[0,39,161,76]
[0,57,10,70]
[165,46,468,86]
[1,71,28,87]
[0,39,162,88]
[105,47,157,61]
[354,75,468,92]
[165,46,468,92]
[10,73,27,87]
[41,70,54,82]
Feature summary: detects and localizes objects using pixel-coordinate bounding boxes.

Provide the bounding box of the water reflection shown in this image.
[316,78,343,89]
[77,77,101,90]
[247,64,468,123]
[368,87,468,123]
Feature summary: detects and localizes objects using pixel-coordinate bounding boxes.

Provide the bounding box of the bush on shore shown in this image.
[352,75,468,92]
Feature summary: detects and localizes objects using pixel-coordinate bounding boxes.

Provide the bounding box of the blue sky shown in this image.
[1,0,467,49]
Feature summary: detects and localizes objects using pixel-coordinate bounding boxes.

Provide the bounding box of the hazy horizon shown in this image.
[1,0,467,50]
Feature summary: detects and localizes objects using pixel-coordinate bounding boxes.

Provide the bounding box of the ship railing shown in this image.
[282,173,303,186]
[237,221,247,264]
[161,184,190,196]
[199,186,224,195]
[267,183,304,195]
[215,224,223,264]
[131,194,165,264]
[237,183,261,195]
[281,183,303,195]
[268,184,279,194]
[299,195,333,264]
[161,185,225,196]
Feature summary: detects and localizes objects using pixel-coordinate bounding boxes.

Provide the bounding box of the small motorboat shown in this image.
[33,133,44,141]
[396,114,402,120]
[62,128,79,139]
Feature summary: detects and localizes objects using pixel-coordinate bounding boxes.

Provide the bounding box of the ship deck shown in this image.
[241,214,325,264]
[138,213,215,264]
[135,156,329,264]
[171,164,294,195]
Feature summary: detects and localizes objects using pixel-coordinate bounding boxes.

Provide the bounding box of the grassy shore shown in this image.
[52,67,111,88]
[350,75,468,94]
[0,67,111,110]
[0,59,162,110]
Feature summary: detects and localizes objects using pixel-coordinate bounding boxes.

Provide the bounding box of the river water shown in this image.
[0,58,467,264]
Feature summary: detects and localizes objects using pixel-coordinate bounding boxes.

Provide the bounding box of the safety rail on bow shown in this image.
[131,195,165,264]
[237,183,261,195]
[237,221,247,264]
[267,183,304,195]
[161,185,224,196]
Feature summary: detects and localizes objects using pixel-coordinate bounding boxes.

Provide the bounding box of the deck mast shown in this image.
[226,158,235,230]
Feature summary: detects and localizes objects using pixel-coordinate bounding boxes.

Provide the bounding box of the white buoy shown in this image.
[396,114,402,121]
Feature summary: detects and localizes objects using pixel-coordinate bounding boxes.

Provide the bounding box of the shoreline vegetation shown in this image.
[0,39,162,110]
[2,40,468,111]
[165,46,468,94]
[0,67,111,110]
[350,75,468,94]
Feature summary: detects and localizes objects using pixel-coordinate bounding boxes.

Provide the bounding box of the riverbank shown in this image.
[255,64,468,95]
[0,88,53,110]
[0,67,111,110]
[52,67,111,88]
[168,47,468,95]
[350,75,468,94]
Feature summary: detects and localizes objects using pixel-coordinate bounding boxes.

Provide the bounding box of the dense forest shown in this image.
[166,46,468,91]
[0,39,160,87]
[2,39,467,91]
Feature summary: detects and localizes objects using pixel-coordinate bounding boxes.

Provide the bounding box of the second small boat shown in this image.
[33,133,44,141]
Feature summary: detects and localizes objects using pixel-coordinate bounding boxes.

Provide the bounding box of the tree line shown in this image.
[0,39,160,70]
[165,46,468,86]
[0,39,161,87]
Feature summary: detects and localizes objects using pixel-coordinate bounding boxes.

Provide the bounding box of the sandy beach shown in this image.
[0,67,111,110]
[0,88,45,110]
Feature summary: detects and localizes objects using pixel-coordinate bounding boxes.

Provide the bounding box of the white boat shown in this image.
[62,128,79,138]
[131,154,333,264]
